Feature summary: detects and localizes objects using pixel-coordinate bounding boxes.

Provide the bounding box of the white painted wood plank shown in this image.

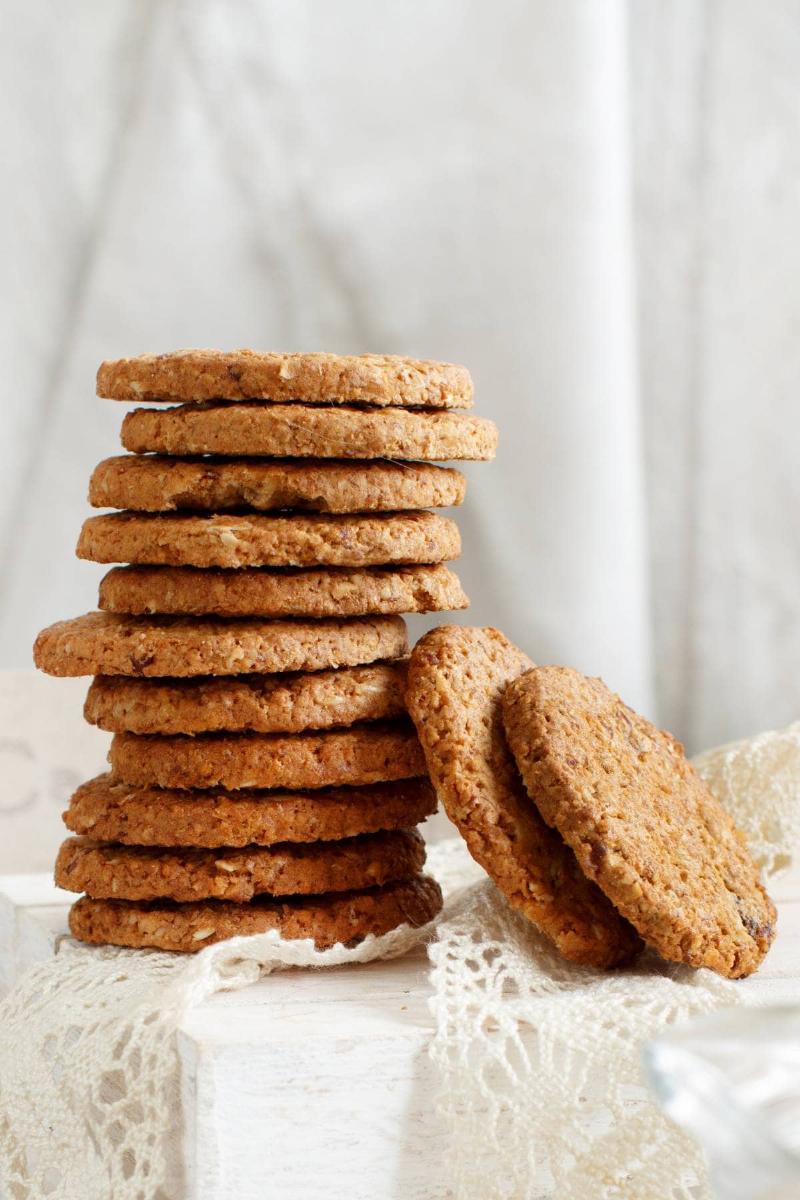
[178,1011,447,1200]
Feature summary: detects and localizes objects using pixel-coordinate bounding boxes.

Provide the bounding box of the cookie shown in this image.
[77,511,461,569]
[502,667,776,978]
[97,350,473,409]
[405,627,641,969]
[97,564,468,618]
[55,828,425,902]
[84,662,409,735]
[64,773,436,847]
[34,612,407,678]
[88,455,467,514]
[109,722,426,790]
[121,403,498,461]
[68,874,444,952]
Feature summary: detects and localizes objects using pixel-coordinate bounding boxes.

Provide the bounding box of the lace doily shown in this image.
[0,721,798,1200]
[428,721,800,1200]
[0,915,437,1199]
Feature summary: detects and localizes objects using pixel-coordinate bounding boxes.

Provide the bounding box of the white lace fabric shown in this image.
[1,722,799,1200]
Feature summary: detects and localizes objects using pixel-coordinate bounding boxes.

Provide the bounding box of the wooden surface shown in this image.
[2,871,800,1198]
[0,875,449,1199]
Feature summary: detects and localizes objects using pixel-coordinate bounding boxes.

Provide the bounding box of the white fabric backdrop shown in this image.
[1,0,798,752]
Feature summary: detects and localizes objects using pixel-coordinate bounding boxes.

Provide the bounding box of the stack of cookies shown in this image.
[34,350,498,953]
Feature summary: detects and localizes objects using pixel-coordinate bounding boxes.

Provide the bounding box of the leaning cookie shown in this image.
[97,350,473,408]
[502,667,776,979]
[68,874,444,952]
[405,626,640,969]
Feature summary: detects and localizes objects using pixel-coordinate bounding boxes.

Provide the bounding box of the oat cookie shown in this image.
[55,828,425,902]
[69,874,444,952]
[64,773,436,847]
[406,627,640,968]
[97,563,468,618]
[502,667,776,978]
[97,350,473,409]
[109,721,426,790]
[85,662,409,735]
[78,511,461,569]
[121,403,498,461]
[89,455,467,514]
[34,612,407,678]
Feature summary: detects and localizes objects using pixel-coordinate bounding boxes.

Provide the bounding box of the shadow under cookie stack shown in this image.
[34,350,497,953]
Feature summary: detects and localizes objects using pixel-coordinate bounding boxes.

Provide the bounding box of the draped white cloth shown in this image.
[2,0,800,752]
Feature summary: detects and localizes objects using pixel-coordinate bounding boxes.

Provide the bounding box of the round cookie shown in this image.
[64,774,437,847]
[77,511,461,569]
[109,722,426,790]
[68,874,444,952]
[55,828,425,902]
[34,612,407,678]
[121,403,498,462]
[97,564,468,618]
[88,456,467,514]
[97,350,473,409]
[84,662,409,735]
[405,626,641,969]
[502,667,776,979]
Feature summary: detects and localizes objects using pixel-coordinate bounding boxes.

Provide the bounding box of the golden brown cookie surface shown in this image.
[64,774,437,847]
[109,722,426,790]
[502,667,776,979]
[97,350,473,408]
[34,612,407,678]
[406,626,641,969]
[78,511,461,569]
[69,874,444,952]
[121,403,498,461]
[88,456,466,513]
[97,564,468,618]
[85,662,409,735]
[55,828,425,902]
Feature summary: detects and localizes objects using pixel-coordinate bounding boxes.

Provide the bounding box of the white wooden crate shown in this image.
[0,875,449,1200]
[3,874,800,1199]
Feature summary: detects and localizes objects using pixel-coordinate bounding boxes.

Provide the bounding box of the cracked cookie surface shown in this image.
[88,456,467,513]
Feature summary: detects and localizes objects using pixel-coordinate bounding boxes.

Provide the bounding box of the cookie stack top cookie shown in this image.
[35,348,497,955]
